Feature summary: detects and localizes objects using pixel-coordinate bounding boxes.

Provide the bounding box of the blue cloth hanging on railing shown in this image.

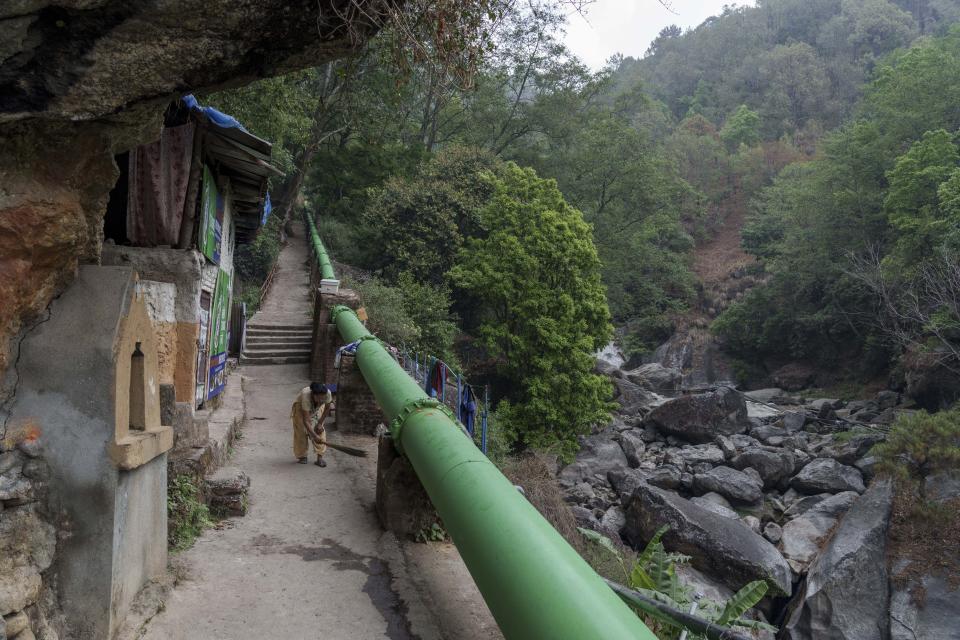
[460,385,477,436]
[334,340,361,369]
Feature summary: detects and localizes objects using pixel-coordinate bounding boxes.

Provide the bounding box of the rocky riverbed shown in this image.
[558,359,958,639]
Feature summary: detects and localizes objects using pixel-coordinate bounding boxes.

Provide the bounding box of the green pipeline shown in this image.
[331,305,656,640]
[303,212,336,280]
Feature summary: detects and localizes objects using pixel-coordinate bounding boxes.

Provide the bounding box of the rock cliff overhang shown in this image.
[0,0,396,124]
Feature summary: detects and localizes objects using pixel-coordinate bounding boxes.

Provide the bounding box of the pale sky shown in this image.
[564,0,749,69]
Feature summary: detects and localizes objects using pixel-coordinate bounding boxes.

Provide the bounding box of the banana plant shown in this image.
[578,526,777,639]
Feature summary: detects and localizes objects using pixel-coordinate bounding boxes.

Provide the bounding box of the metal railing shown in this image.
[331,305,657,640]
[399,349,489,454]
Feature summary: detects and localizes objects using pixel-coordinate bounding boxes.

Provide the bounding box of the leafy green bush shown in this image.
[168,475,212,551]
[347,273,459,364]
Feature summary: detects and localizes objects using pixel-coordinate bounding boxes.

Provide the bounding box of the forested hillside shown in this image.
[215,0,960,458]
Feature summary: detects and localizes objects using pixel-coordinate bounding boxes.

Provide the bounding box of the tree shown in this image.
[720,105,761,151]
[361,146,498,285]
[884,129,960,271]
[449,163,613,458]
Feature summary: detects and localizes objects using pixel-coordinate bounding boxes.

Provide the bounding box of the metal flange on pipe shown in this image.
[331,305,656,640]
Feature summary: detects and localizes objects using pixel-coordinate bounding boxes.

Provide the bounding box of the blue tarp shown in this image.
[184,94,271,226]
[262,192,272,225]
[182,94,248,132]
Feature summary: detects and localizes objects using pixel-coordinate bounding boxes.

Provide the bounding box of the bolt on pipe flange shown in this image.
[389,398,458,455]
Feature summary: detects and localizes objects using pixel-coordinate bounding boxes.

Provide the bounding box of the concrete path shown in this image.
[251,222,313,326]
[135,227,501,640]
[139,365,501,640]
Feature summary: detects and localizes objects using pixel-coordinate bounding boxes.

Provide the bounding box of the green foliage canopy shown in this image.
[449,163,613,458]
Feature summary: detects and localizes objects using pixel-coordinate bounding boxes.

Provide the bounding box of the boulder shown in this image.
[791,458,865,494]
[779,491,860,572]
[782,481,893,640]
[617,430,646,468]
[607,468,650,504]
[875,390,900,410]
[923,472,960,503]
[749,425,788,444]
[690,493,739,520]
[611,377,660,416]
[782,494,830,520]
[645,387,749,444]
[674,564,735,604]
[647,465,682,490]
[730,434,761,449]
[854,455,880,483]
[594,358,620,377]
[763,522,782,544]
[570,505,599,530]
[715,435,737,459]
[889,563,960,640]
[693,466,763,504]
[742,388,784,404]
[600,506,627,536]
[819,433,885,466]
[817,404,837,421]
[781,411,807,433]
[772,363,817,391]
[558,432,629,485]
[624,483,792,596]
[624,363,682,395]
[731,448,796,488]
[742,515,762,535]
[807,398,842,411]
[678,443,725,466]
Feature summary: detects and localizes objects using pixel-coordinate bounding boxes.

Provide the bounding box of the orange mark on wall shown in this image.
[2,418,42,449]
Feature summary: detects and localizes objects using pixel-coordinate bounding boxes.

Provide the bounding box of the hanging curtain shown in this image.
[127,122,195,246]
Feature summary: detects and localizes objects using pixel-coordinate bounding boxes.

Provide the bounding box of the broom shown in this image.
[308,420,368,457]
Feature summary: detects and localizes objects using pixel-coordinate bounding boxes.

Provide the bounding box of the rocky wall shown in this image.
[1,441,62,640]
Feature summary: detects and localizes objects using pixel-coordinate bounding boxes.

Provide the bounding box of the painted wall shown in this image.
[101,246,204,404]
[6,266,171,640]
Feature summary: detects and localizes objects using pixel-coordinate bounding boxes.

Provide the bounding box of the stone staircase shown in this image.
[238,221,314,365]
[240,322,312,365]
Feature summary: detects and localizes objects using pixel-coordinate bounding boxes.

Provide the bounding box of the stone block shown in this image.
[375,435,438,539]
[335,356,386,436]
[159,384,176,427]
[206,468,250,517]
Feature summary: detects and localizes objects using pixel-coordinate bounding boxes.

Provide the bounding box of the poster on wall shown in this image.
[206,269,232,401]
[198,165,224,264]
[195,290,212,408]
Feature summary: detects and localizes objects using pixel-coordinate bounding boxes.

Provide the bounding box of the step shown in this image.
[244,338,312,348]
[244,333,309,343]
[241,345,310,355]
[243,344,311,353]
[240,354,311,365]
[246,323,312,332]
[245,328,312,336]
